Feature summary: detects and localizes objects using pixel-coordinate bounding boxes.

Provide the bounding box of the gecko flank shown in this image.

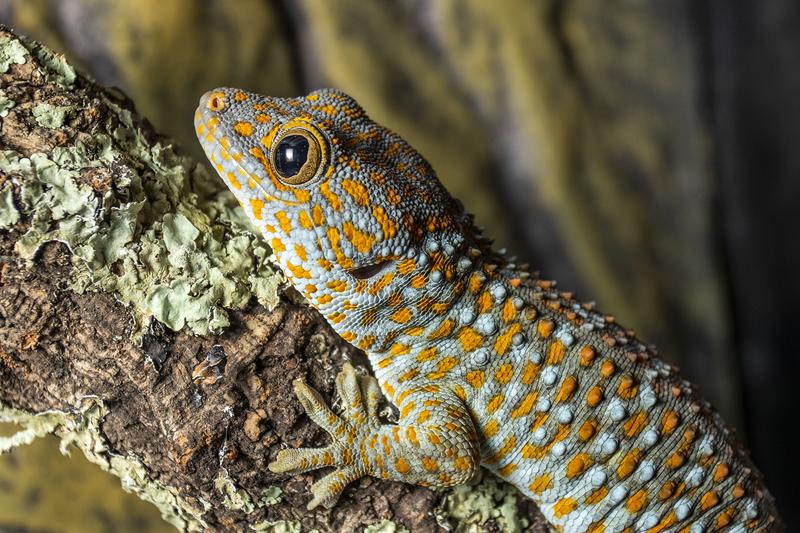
[195,88,782,531]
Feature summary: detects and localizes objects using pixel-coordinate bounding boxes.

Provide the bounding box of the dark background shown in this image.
[1,0,798,530]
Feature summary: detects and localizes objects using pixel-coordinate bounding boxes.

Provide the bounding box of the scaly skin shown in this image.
[195,88,782,531]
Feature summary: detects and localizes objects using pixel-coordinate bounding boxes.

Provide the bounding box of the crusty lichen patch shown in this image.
[439,471,529,532]
[0,399,208,531]
[0,31,281,337]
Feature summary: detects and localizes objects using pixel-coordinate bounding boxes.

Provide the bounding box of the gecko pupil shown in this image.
[275,135,309,178]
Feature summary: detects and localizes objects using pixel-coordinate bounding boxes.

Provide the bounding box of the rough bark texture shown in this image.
[0,27,548,532]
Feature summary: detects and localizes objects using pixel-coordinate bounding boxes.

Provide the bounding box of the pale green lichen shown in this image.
[364,519,410,533]
[0,89,15,117]
[0,33,27,73]
[32,102,77,128]
[0,399,208,531]
[249,520,302,533]
[259,486,283,506]
[214,469,257,514]
[0,32,281,337]
[0,182,19,228]
[440,472,529,533]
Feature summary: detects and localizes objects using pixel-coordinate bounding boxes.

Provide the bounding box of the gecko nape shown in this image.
[195,87,782,532]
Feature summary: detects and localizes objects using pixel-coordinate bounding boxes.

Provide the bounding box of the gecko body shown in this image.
[195,88,781,531]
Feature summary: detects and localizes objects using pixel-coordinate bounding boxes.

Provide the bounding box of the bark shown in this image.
[0,27,548,532]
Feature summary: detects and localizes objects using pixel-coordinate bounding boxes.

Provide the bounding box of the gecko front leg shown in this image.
[269,364,480,509]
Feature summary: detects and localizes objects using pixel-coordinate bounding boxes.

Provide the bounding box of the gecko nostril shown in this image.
[206,91,225,111]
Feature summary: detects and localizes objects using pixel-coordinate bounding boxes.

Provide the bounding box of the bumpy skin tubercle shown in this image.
[195,88,782,530]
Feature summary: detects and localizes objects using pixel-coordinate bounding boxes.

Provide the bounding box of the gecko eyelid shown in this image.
[348,261,392,279]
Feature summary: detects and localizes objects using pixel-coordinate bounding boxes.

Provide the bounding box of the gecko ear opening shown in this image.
[348,261,392,279]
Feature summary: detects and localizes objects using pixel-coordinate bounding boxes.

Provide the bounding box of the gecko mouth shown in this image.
[348,260,392,279]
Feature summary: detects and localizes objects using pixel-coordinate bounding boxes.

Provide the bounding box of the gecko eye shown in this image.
[270,122,329,186]
[275,135,309,177]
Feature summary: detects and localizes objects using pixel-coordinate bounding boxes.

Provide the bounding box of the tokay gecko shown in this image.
[195,87,782,532]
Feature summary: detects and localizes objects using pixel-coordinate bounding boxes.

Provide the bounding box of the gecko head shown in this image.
[196,87,476,321]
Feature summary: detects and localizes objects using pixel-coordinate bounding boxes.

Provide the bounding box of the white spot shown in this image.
[590,469,607,487]
[557,331,575,346]
[531,351,543,364]
[491,284,507,300]
[536,398,551,413]
[430,270,443,282]
[457,257,472,272]
[642,430,659,448]
[417,253,429,267]
[675,500,692,520]
[685,466,705,488]
[473,349,490,367]
[607,399,626,422]
[541,367,557,386]
[533,427,547,443]
[640,514,659,529]
[460,307,476,325]
[610,485,627,503]
[512,333,525,346]
[557,407,573,424]
[689,522,705,533]
[551,441,566,457]
[512,297,524,309]
[426,240,439,252]
[637,461,655,482]
[475,314,497,335]
[601,437,618,455]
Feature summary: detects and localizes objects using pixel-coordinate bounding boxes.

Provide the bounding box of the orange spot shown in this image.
[428,319,455,340]
[700,490,720,511]
[477,291,493,313]
[466,370,486,389]
[493,323,522,356]
[661,411,680,435]
[234,121,253,136]
[511,391,537,418]
[482,419,499,438]
[521,360,540,384]
[486,394,504,413]
[547,340,566,364]
[389,307,413,324]
[416,346,438,363]
[529,473,552,494]
[587,386,604,407]
[617,374,638,399]
[494,363,514,385]
[579,419,598,441]
[566,453,592,478]
[537,319,554,338]
[626,489,648,513]
[623,411,648,438]
[713,463,730,483]
[502,298,517,322]
[617,449,642,479]
[553,498,578,518]
[250,198,264,220]
[555,375,578,402]
[584,487,608,505]
[457,326,484,352]
[600,359,616,378]
[395,457,410,474]
[579,345,596,366]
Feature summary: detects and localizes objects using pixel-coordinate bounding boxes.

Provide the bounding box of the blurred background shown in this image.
[1,0,798,530]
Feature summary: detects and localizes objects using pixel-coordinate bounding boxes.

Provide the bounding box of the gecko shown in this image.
[194,87,782,532]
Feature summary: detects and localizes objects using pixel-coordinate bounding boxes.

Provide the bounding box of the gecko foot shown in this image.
[268,363,382,509]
